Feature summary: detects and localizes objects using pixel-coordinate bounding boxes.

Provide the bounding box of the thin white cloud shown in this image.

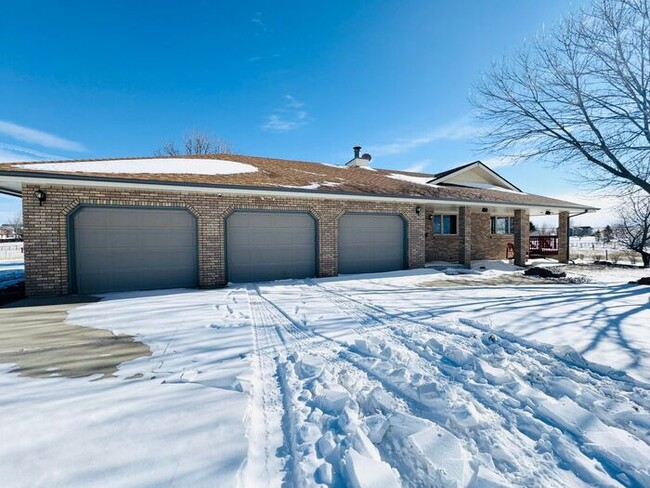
[368,117,482,157]
[262,95,309,133]
[251,11,266,33]
[403,160,431,173]
[0,120,85,152]
[0,143,62,163]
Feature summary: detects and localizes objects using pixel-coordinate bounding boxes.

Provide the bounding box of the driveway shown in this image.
[0,268,649,487]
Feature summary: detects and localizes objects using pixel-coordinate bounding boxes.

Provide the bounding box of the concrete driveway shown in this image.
[0,296,150,378]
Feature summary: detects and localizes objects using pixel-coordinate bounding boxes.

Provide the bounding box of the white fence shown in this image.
[0,241,24,261]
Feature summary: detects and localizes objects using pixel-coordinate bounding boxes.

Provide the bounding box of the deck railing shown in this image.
[529,235,559,255]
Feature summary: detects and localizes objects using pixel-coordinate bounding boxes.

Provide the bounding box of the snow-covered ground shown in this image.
[1,267,649,487]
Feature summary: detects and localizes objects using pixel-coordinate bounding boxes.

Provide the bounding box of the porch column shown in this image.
[458,206,472,267]
[557,211,569,263]
[513,209,529,266]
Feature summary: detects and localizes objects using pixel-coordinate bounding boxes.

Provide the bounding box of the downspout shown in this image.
[566,210,590,262]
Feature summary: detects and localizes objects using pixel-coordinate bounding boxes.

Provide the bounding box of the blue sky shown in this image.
[3,0,612,225]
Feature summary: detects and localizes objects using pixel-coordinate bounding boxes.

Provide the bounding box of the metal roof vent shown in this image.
[345,146,371,168]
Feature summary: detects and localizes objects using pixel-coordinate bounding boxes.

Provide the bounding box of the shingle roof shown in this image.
[0,154,597,210]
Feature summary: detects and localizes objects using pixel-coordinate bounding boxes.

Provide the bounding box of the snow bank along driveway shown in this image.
[1,269,649,487]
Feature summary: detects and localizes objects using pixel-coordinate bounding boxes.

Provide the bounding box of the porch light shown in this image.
[34,189,47,206]
[545,210,551,215]
[415,206,422,215]
[481,208,488,213]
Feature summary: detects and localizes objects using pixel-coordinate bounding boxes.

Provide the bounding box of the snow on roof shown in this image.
[385,173,434,186]
[13,158,258,176]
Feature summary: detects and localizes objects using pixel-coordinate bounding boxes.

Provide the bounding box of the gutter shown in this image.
[0,170,600,214]
[0,188,21,198]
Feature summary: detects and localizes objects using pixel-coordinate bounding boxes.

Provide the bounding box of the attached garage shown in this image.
[338,213,406,274]
[226,210,317,283]
[70,207,198,294]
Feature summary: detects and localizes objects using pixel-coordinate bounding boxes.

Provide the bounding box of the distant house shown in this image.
[569,226,594,237]
[0,226,15,240]
[0,149,597,296]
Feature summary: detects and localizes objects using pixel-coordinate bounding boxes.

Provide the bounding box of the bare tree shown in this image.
[6,213,23,240]
[473,0,650,196]
[615,193,650,266]
[155,131,232,156]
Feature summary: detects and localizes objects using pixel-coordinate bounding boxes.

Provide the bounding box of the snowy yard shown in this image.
[1,266,649,487]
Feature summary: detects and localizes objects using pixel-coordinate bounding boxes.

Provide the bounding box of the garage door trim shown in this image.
[337,211,408,273]
[67,204,199,293]
[224,208,319,283]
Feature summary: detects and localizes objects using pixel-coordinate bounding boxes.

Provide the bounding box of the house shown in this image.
[569,226,594,237]
[0,226,15,239]
[0,149,597,296]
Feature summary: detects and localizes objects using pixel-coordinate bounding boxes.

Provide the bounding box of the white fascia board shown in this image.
[0,174,598,213]
[430,162,521,192]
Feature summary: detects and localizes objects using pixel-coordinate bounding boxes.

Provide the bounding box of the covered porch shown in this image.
[423,204,572,267]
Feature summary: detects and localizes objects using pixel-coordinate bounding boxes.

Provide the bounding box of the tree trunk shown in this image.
[642,252,650,268]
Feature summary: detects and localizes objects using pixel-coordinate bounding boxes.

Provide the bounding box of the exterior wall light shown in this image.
[545,210,551,215]
[415,206,422,215]
[34,189,47,206]
[481,207,488,213]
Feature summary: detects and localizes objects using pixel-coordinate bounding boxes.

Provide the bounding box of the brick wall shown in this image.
[425,208,518,263]
[22,184,425,296]
[471,212,514,260]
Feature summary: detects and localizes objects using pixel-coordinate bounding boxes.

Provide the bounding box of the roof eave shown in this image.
[0,170,598,212]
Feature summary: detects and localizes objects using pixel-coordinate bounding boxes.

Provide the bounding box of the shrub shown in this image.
[610,253,620,264]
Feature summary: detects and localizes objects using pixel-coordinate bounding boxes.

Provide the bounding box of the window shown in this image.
[433,214,457,234]
[491,216,515,235]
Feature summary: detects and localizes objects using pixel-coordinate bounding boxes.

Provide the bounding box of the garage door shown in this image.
[72,207,198,293]
[226,211,317,283]
[338,213,406,274]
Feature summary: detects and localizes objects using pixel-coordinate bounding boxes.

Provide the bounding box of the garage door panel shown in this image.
[73,207,197,293]
[338,213,405,275]
[226,211,316,283]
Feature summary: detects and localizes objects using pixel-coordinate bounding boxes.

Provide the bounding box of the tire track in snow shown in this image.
[307,280,650,487]
[242,286,291,487]
[253,285,502,486]
[257,284,550,486]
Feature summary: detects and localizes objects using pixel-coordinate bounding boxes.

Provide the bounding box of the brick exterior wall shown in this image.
[470,212,514,261]
[424,209,461,262]
[22,184,426,296]
[425,208,523,263]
